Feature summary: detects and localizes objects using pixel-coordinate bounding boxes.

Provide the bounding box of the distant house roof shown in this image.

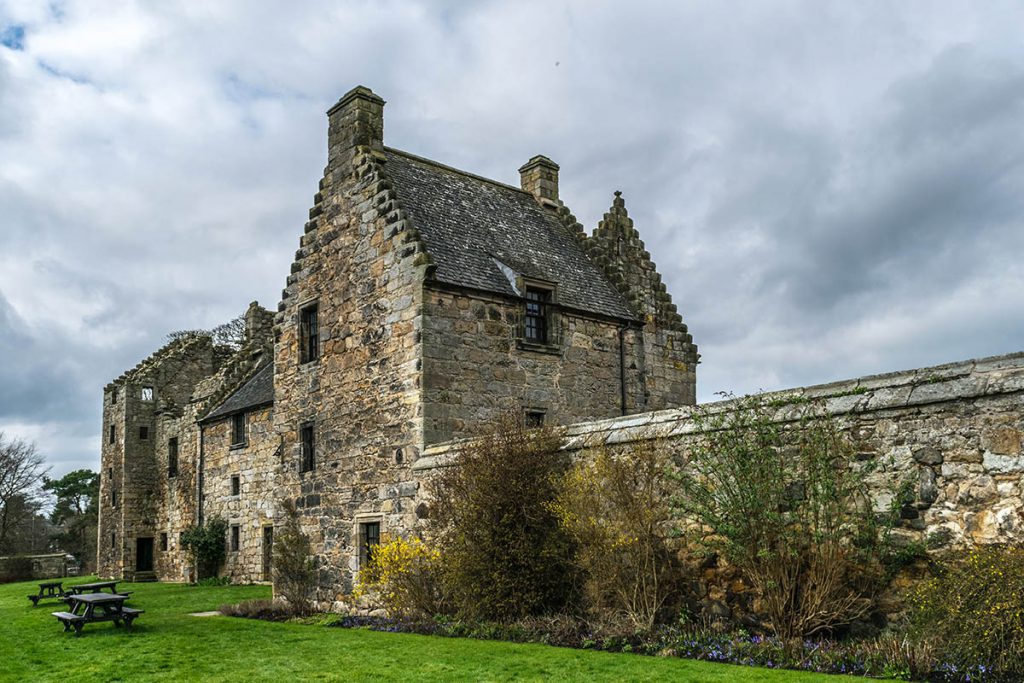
[203,363,274,422]
[383,148,636,321]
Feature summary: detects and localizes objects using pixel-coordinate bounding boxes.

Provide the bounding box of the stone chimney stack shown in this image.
[326,85,386,166]
[518,155,560,207]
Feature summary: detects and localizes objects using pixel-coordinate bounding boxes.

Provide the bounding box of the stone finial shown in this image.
[327,85,386,164]
[518,155,560,206]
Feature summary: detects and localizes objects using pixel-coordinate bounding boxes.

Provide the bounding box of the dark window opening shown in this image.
[300,423,315,473]
[111,489,118,507]
[230,525,240,552]
[141,386,154,401]
[231,412,247,447]
[231,475,240,497]
[160,532,168,552]
[524,287,551,344]
[359,522,380,568]
[110,533,115,549]
[111,389,117,405]
[300,304,320,364]
[109,425,116,444]
[525,410,546,428]
[168,438,179,477]
[139,426,149,440]
[108,467,112,479]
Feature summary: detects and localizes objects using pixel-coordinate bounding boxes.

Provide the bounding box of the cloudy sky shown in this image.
[1,1,1022,476]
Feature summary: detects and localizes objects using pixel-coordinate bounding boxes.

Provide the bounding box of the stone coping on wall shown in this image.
[413,350,1024,472]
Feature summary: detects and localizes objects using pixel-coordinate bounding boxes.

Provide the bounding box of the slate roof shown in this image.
[203,362,274,421]
[383,148,637,321]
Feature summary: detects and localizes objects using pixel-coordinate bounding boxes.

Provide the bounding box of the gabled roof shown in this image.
[382,148,636,321]
[203,362,274,422]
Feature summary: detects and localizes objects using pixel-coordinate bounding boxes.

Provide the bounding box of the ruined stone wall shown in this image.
[272,88,433,604]
[202,406,278,583]
[421,287,655,444]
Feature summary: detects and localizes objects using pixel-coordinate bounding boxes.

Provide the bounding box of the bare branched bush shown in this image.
[553,439,680,631]
[672,394,883,639]
[272,500,316,615]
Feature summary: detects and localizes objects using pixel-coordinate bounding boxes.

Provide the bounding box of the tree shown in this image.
[181,517,228,580]
[43,469,99,568]
[0,433,49,554]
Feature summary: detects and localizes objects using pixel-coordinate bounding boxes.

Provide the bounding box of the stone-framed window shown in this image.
[230,524,240,553]
[524,287,551,343]
[139,426,149,440]
[160,532,168,552]
[168,437,179,478]
[358,520,380,568]
[109,425,116,444]
[141,385,154,401]
[231,412,248,448]
[299,302,320,364]
[299,423,315,473]
[230,474,240,497]
[524,409,546,428]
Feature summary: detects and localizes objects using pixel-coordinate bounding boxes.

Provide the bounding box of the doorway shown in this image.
[262,526,274,582]
[136,537,154,572]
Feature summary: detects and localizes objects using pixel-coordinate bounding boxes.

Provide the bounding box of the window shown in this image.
[139,426,149,440]
[108,467,112,479]
[230,475,240,497]
[160,533,168,552]
[111,388,118,405]
[300,303,319,364]
[109,425,116,444]
[359,521,380,568]
[141,386,154,401]
[168,438,179,477]
[230,525,240,552]
[524,287,551,344]
[231,413,247,447]
[111,489,118,507]
[110,533,115,549]
[300,423,315,473]
[525,410,546,428]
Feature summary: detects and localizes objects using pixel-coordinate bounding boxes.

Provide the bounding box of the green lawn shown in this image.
[1,577,860,682]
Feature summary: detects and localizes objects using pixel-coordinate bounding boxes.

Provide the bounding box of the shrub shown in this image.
[219,599,296,621]
[181,517,228,579]
[552,439,680,630]
[429,412,577,621]
[672,394,884,638]
[0,555,33,583]
[908,545,1024,675]
[273,500,315,615]
[354,535,444,618]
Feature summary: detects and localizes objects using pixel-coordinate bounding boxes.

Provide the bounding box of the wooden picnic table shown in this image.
[65,580,120,595]
[27,581,65,606]
[52,593,143,636]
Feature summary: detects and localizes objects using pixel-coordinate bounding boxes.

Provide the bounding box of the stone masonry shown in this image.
[97,86,1021,614]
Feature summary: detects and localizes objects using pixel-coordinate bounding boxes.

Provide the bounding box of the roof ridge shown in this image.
[384,147,529,195]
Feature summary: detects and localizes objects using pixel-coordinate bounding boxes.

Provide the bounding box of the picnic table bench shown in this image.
[62,580,131,605]
[27,581,65,606]
[52,593,143,636]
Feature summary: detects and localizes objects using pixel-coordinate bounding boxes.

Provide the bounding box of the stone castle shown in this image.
[98,87,1024,609]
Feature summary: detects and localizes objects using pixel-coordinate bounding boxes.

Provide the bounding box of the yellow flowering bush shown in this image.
[909,545,1024,673]
[354,535,444,618]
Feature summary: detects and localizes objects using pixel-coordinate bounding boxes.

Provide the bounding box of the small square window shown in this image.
[139,426,149,440]
[160,532,168,552]
[300,304,320,364]
[300,423,315,473]
[231,413,247,447]
[141,386,154,401]
[525,410,546,428]
[230,475,240,497]
[168,438,179,477]
[230,525,240,553]
[109,425,116,444]
[358,522,380,568]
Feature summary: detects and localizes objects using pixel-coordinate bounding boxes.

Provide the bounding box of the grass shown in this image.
[0,577,861,682]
